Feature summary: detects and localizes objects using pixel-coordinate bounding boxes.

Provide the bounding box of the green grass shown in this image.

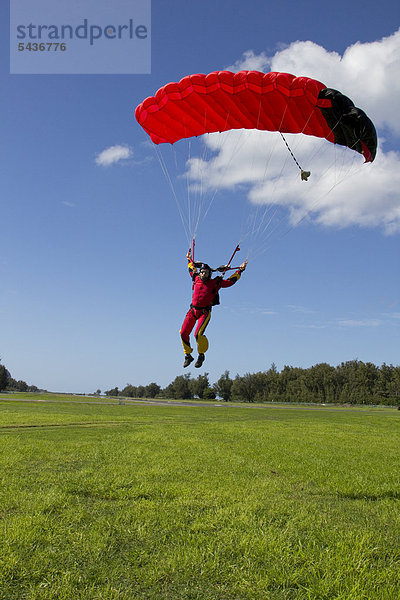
[0,398,399,599]
[0,392,122,404]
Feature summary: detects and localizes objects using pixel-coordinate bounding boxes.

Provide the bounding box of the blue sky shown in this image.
[1,0,399,393]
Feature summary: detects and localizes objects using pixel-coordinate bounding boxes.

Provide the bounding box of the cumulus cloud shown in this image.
[185,29,400,234]
[95,144,132,166]
[226,49,270,73]
[229,30,400,135]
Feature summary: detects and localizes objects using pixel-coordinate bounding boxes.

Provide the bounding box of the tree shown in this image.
[279,366,305,402]
[15,380,29,392]
[230,372,267,403]
[190,373,210,399]
[164,375,193,399]
[121,384,137,397]
[264,363,282,401]
[337,360,378,404]
[136,385,145,398]
[304,363,337,403]
[0,364,9,391]
[144,382,161,398]
[105,387,119,397]
[203,387,216,400]
[213,370,233,401]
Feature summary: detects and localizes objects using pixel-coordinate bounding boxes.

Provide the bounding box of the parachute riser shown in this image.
[192,237,196,264]
[190,242,242,274]
[191,237,196,290]
[215,243,241,274]
[226,244,240,268]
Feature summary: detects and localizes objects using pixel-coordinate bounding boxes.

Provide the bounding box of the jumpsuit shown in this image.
[180,259,242,356]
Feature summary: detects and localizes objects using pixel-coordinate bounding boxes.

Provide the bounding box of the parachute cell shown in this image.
[135,70,377,162]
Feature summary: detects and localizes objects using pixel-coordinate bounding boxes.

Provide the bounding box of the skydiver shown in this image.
[180,249,247,368]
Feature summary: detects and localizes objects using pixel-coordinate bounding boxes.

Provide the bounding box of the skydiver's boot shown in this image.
[195,353,205,368]
[183,354,194,368]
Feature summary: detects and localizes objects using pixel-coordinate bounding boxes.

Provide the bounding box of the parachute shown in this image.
[135,70,377,162]
[135,70,377,260]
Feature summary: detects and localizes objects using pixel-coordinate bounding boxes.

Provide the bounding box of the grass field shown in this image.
[0,396,399,599]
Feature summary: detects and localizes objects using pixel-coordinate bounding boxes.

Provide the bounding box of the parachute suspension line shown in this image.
[184,137,199,241]
[190,123,245,235]
[186,138,206,241]
[188,107,225,239]
[186,139,192,237]
[295,107,332,170]
[249,154,364,263]
[189,137,208,240]
[291,109,363,197]
[154,145,191,246]
[326,115,366,184]
[247,98,270,238]
[247,137,285,245]
[185,129,219,241]
[196,133,217,232]
[243,104,305,261]
[279,150,362,257]
[242,102,294,261]
[251,103,303,245]
[280,133,310,181]
[238,94,278,253]
[242,102,318,262]
[202,126,242,222]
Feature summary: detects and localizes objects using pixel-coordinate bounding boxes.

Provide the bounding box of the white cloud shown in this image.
[230,30,400,135]
[226,49,270,73]
[184,29,400,235]
[95,144,132,167]
[337,319,384,327]
[287,304,316,314]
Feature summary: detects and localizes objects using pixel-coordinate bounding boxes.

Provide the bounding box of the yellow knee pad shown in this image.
[196,334,209,354]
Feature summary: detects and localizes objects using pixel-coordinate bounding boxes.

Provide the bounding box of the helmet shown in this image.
[198,263,212,279]
[199,263,211,272]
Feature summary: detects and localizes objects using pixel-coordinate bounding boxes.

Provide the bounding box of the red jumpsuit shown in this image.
[180,259,242,355]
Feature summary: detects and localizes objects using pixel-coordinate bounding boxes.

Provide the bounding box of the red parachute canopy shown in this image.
[135,71,377,162]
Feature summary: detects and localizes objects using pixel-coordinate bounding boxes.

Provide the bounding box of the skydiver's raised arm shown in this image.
[220,260,248,288]
[186,248,197,278]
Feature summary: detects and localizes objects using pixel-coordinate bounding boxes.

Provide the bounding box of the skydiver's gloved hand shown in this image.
[239,261,248,272]
[186,249,192,260]
[217,265,229,273]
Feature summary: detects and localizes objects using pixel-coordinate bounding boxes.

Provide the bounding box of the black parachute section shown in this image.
[317,88,377,162]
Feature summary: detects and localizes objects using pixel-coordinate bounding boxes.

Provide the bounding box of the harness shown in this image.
[190,304,212,315]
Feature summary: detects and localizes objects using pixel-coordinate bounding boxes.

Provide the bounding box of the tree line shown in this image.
[1,359,399,405]
[103,360,400,406]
